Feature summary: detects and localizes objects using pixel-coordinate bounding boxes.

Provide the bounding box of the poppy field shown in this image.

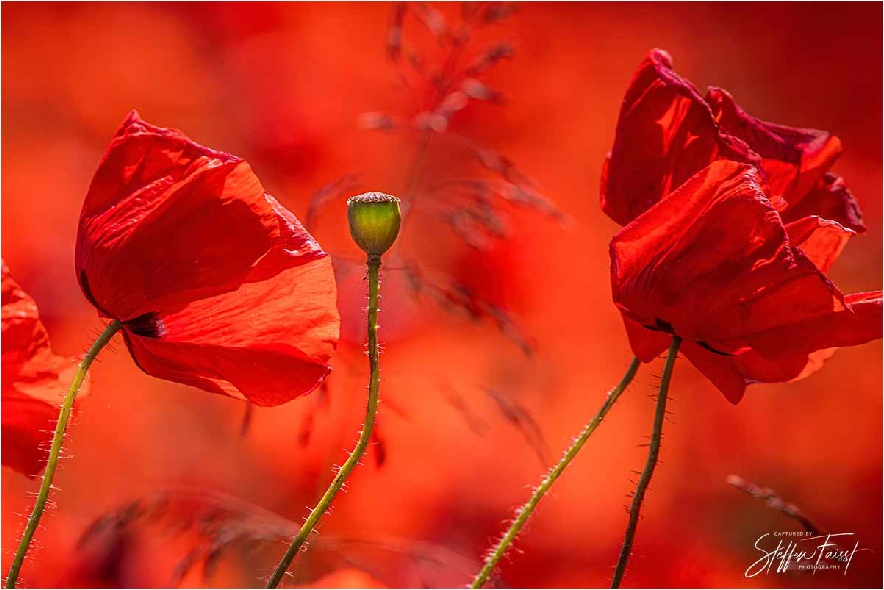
[2,3,882,589]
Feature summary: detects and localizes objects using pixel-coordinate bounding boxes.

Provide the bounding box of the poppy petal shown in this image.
[611,160,840,344]
[1,262,82,478]
[682,342,831,404]
[739,346,837,387]
[77,113,339,405]
[611,161,879,402]
[780,172,866,233]
[620,313,671,363]
[601,49,756,225]
[76,111,309,321]
[785,216,854,272]
[603,51,856,235]
[706,87,842,206]
[741,291,882,360]
[681,343,747,404]
[605,51,878,403]
[123,256,339,406]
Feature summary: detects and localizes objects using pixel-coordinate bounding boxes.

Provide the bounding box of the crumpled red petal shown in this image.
[680,342,747,404]
[124,257,338,407]
[739,291,882,360]
[683,342,839,405]
[76,111,324,321]
[601,49,756,226]
[2,262,82,478]
[76,112,340,406]
[612,161,838,342]
[780,172,866,233]
[705,87,841,207]
[611,161,881,402]
[785,216,853,272]
[602,50,865,245]
[621,313,670,363]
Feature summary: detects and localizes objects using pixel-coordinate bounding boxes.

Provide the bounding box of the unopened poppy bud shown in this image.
[347,192,402,258]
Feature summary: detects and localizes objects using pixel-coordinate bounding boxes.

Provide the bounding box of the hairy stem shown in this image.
[610,336,681,588]
[265,257,382,589]
[470,357,642,588]
[5,319,122,589]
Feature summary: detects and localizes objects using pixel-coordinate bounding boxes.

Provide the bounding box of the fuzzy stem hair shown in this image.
[610,336,681,588]
[5,319,122,589]
[470,356,642,588]
[265,256,383,588]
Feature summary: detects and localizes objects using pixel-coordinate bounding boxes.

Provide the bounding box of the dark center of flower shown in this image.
[643,318,675,334]
[644,317,732,356]
[696,341,732,356]
[124,312,166,339]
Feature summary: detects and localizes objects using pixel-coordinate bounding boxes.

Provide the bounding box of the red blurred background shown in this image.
[2,2,881,588]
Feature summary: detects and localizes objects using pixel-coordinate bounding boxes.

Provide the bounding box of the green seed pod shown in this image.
[347,192,402,258]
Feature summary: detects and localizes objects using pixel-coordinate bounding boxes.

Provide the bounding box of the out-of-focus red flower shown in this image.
[600,49,866,265]
[1,261,81,477]
[610,161,882,403]
[75,111,340,406]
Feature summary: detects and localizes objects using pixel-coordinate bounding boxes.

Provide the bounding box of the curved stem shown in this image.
[5,319,122,589]
[266,257,382,589]
[610,336,681,588]
[470,357,642,589]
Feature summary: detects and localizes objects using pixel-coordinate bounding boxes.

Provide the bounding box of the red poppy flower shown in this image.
[610,161,881,403]
[75,111,339,406]
[2,261,82,477]
[600,49,866,270]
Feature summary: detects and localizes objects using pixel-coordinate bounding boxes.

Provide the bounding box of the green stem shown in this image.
[610,336,681,588]
[470,357,642,589]
[5,319,122,589]
[266,256,383,589]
